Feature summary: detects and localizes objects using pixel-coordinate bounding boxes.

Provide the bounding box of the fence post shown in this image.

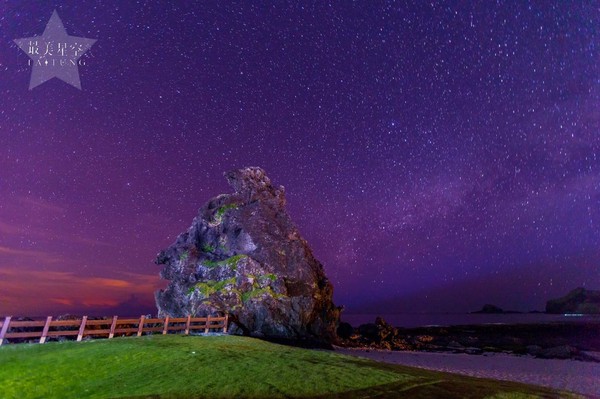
[109,316,118,339]
[137,315,146,337]
[185,315,191,335]
[0,316,11,346]
[40,316,52,344]
[162,316,170,335]
[77,316,88,342]
[223,314,228,333]
[205,315,211,334]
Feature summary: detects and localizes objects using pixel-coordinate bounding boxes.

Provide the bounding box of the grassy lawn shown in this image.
[0,335,580,399]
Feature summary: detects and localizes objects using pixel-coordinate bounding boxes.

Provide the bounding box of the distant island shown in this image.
[469,288,600,315]
[546,287,600,314]
[471,304,522,314]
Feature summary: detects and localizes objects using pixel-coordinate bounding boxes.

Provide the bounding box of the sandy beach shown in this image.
[336,348,600,397]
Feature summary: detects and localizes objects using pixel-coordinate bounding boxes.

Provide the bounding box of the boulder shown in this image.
[155,167,340,343]
[526,345,542,356]
[357,317,397,344]
[357,323,379,342]
[447,340,464,349]
[337,322,354,340]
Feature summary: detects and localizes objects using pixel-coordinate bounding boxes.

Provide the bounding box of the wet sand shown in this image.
[336,347,600,397]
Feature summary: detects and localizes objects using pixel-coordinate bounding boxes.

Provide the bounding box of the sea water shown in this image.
[341,313,600,328]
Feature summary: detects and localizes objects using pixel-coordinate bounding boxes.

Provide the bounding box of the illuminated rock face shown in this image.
[155,167,340,343]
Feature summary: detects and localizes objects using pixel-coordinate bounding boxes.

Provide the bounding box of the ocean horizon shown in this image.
[341,312,600,328]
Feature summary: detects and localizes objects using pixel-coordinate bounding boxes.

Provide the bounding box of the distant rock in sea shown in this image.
[154,167,340,344]
[472,304,523,314]
[472,304,504,314]
[546,287,600,314]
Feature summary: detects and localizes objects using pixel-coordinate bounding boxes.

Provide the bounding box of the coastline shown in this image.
[335,346,600,397]
[337,316,600,362]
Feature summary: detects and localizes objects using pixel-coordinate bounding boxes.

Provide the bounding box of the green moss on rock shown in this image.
[242,286,282,303]
[201,254,248,270]
[202,244,215,253]
[188,269,283,308]
[211,203,239,225]
[190,277,237,297]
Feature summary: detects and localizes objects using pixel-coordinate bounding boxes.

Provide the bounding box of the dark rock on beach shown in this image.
[525,345,542,355]
[155,167,340,344]
[537,345,580,360]
[336,322,354,340]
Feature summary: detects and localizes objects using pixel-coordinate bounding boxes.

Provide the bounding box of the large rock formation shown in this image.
[155,167,340,343]
[546,288,600,314]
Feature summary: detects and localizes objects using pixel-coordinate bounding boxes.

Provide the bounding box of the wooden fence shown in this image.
[0,315,228,346]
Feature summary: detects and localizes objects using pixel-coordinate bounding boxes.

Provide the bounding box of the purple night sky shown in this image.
[0,1,598,317]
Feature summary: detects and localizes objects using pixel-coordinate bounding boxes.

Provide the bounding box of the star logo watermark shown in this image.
[14,10,96,90]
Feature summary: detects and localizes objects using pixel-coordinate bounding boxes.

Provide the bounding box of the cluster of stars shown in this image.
[0,1,597,315]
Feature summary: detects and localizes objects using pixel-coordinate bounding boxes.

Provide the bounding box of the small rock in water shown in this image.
[538,345,579,359]
[526,345,542,355]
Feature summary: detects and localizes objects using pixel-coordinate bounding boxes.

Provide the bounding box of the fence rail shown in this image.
[0,314,228,345]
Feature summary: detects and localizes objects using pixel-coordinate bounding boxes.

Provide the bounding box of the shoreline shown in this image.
[337,317,600,362]
[336,346,600,397]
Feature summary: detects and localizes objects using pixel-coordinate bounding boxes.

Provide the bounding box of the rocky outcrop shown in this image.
[546,288,600,314]
[155,167,340,343]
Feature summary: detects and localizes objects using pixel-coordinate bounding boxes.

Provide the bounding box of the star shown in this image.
[14,10,96,90]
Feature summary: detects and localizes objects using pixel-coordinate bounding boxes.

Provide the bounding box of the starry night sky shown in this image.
[0,1,598,317]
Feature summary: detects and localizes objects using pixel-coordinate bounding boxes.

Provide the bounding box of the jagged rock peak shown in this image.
[224,167,285,205]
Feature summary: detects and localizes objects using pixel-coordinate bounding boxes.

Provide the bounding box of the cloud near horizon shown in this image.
[0,193,164,316]
[0,267,160,316]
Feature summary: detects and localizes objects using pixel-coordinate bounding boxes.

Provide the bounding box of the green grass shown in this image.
[0,335,580,399]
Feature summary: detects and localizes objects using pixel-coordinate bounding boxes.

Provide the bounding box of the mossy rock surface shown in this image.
[155,167,339,343]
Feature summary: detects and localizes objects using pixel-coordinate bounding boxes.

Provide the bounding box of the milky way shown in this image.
[0,2,598,316]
